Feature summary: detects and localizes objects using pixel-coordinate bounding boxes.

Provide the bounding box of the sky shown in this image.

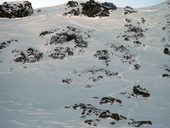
[0,0,166,9]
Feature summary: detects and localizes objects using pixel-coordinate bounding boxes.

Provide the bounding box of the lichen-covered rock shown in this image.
[0,1,34,18]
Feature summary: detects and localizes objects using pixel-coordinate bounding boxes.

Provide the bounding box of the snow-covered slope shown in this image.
[0,1,170,128]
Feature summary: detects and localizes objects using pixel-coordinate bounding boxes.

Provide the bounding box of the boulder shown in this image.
[133,85,150,97]
[66,1,78,7]
[65,0,117,17]
[0,1,33,18]
[13,48,43,64]
[82,0,101,17]
[63,8,80,16]
[101,2,117,10]
[124,6,137,15]
[164,48,170,55]
[99,9,110,17]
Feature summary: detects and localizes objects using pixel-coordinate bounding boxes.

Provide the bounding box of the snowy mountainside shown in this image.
[0,1,170,128]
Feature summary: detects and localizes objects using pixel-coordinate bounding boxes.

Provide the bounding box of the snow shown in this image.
[0,1,170,128]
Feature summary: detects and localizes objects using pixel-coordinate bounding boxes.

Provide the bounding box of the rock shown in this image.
[101,2,117,10]
[141,17,146,24]
[110,113,120,120]
[62,78,72,84]
[63,8,80,16]
[49,27,88,48]
[94,50,110,66]
[111,44,129,53]
[99,110,111,118]
[99,97,122,105]
[99,9,110,17]
[125,18,131,23]
[0,1,34,18]
[66,1,78,7]
[164,48,170,55]
[161,37,166,42]
[50,32,76,44]
[162,27,166,31]
[128,26,144,33]
[99,111,126,121]
[74,68,118,83]
[134,64,141,70]
[65,0,117,17]
[48,47,74,60]
[162,74,170,78]
[82,0,101,17]
[129,120,152,127]
[133,85,150,97]
[13,48,43,64]
[124,6,137,15]
[110,122,116,125]
[39,30,55,37]
[133,41,142,45]
[84,119,97,126]
[37,9,41,12]
[0,39,18,50]
[110,43,136,64]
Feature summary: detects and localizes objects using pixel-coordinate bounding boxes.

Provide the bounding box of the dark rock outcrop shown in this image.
[84,119,97,126]
[134,64,141,70]
[99,111,126,120]
[99,97,122,105]
[13,48,43,64]
[50,27,88,48]
[65,102,127,126]
[66,1,78,7]
[133,85,150,97]
[128,120,152,127]
[81,0,117,17]
[82,0,101,17]
[0,1,34,18]
[164,48,170,55]
[64,0,117,17]
[63,8,80,16]
[62,78,72,84]
[98,9,110,17]
[0,39,18,50]
[124,6,137,15]
[101,2,117,10]
[48,47,74,60]
[110,43,136,64]
[94,50,110,66]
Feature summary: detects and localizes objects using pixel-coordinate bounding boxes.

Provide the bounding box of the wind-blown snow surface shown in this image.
[0,1,170,128]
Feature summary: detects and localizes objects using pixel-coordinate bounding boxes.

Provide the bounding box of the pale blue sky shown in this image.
[0,0,166,8]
